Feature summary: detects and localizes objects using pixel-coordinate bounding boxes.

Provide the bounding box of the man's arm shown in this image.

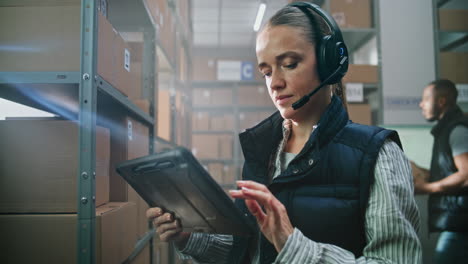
[413,125,468,194]
[414,153,468,194]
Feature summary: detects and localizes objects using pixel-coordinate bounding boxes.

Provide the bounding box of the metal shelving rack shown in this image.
[0,1,157,263]
[154,1,194,263]
[433,0,468,77]
[323,0,382,124]
[191,80,276,183]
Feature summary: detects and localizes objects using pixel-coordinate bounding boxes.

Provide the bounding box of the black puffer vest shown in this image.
[428,105,468,232]
[229,96,401,263]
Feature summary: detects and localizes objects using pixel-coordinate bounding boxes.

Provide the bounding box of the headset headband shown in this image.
[287,2,344,42]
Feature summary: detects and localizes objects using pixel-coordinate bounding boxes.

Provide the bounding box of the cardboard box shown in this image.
[192,112,210,130]
[0,202,138,264]
[175,109,188,146]
[193,88,233,106]
[154,0,175,64]
[114,30,142,99]
[238,85,273,106]
[192,134,218,159]
[330,0,372,28]
[208,163,237,185]
[133,99,152,116]
[347,103,372,125]
[239,112,266,131]
[145,0,167,30]
[210,113,234,130]
[440,52,468,84]
[177,0,191,38]
[223,164,237,185]
[193,134,233,160]
[208,163,225,184]
[0,120,110,213]
[219,135,233,159]
[157,89,172,141]
[128,187,151,238]
[0,5,81,71]
[343,64,378,83]
[192,57,217,81]
[193,89,212,106]
[145,0,174,62]
[0,6,141,99]
[109,116,149,202]
[210,88,233,106]
[439,9,468,32]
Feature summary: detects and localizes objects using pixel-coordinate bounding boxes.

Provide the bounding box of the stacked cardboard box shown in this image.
[157,89,172,141]
[239,111,272,131]
[145,0,175,64]
[0,119,110,213]
[192,112,235,131]
[347,104,372,125]
[208,163,238,185]
[439,9,468,32]
[343,64,378,84]
[0,202,138,264]
[440,52,468,84]
[192,57,263,81]
[0,5,141,100]
[192,134,233,159]
[238,85,274,107]
[193,88,234,106]
[330,0,372,28]
[109,116,150,238]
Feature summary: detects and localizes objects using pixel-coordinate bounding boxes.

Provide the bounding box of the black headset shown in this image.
[287,1,349,85]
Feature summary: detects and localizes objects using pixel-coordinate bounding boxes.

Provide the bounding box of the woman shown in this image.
[147,2,422,263]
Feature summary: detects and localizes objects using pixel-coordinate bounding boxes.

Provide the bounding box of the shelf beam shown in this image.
[96,75,154,125]
[439,32,468,51]
[0,72,80,84]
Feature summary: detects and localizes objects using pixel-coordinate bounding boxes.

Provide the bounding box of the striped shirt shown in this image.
[178,137,422,263]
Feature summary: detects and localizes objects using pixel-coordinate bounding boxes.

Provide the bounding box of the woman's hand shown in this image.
[229,180,294,253]
[146,207,190,249]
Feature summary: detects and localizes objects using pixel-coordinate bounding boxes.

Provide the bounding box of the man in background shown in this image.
[412,79,468,263]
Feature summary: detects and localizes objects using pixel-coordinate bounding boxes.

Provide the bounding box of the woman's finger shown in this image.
[146,207,164,219]
[237,180,269,192]
[159,226,183,242]
[239,187,274,209]
[153,212,175,227]
[245,199,267,224]
[157,218,180,235]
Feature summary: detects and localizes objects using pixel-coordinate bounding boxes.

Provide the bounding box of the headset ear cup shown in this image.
[317,35,333,84]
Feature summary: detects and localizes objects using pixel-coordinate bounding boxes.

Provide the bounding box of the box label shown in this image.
[217,60,242,81]
[346,83,364,102]
[241,61,254,80]
[457,84,468,102]
[124,49,130,72]
[127,120,133,141]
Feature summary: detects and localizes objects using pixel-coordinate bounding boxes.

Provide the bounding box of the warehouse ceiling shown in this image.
[191,0,468,54]
[192,0,288,49]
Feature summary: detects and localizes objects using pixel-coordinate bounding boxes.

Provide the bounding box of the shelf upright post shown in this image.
[78,1,99,264]
[432,0,440,79]
[375,0,383,125]
[143,29,156,154]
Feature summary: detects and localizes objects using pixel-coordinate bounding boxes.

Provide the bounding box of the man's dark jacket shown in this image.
[429,105,468,232]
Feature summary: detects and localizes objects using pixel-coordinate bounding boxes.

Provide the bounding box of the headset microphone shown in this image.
[292,56,348,110]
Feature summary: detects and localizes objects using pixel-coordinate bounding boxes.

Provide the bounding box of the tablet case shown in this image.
[116,147,255,236]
